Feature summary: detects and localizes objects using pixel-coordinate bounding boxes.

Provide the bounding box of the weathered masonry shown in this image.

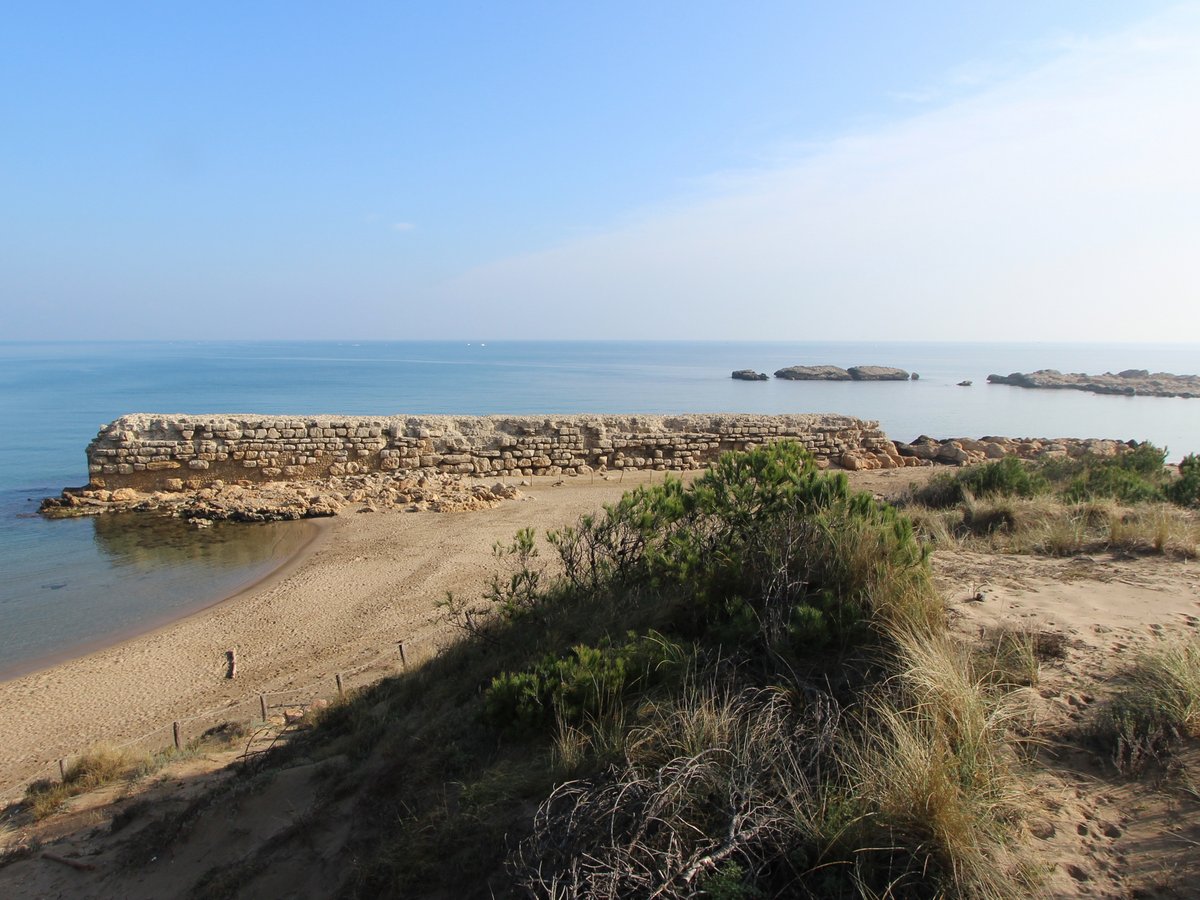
[85,413,901,491]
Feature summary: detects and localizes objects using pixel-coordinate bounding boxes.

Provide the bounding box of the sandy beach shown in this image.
[0,471,688,793]
[2,463,1199,898]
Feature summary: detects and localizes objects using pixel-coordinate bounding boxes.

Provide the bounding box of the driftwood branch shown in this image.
[42,851,98,872]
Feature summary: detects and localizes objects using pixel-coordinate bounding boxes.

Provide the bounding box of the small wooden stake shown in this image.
[172,721,182,751]
[259,694,268,721]
[397,641,407,668]
[335,673,345,697]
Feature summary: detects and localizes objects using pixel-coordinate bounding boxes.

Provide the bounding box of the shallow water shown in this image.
[1,339,1196,674]
[0,506,314,678]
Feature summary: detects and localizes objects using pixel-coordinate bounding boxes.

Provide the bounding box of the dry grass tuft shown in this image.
[849,629,1037,899]
[910,492,1198,560]
[23,744,151,820]
[1095,639,1200,774]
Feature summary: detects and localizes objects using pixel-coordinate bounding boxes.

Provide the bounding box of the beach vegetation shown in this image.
[1092,638,1200,775]
[906,446,1199,558]
[246,441,1038,899]
[18,720,252,822]
[916,456,1046,508]
[1167,453,1200,508]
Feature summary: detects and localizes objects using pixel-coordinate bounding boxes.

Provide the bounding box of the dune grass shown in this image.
[907,493,1198,559]
[21,720,251,821]
[1093,639,1200,775]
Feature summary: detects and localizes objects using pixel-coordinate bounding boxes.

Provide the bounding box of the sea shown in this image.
[2,339,1197,678]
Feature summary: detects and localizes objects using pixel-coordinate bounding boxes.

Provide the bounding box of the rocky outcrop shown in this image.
[774,365,850,381]
[731,370,769,381]
[41,472,522,521]
[78,413,893,492]
[773,365,910,381]
[987,369,1200,399]
[892,435,1138,467]
[847,365,910,381]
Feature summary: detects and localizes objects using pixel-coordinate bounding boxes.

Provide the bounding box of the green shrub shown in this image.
[1060,445,1167,504]
[914,457,1046,508]
[548,441,935,656]
[485,631,685,730]
[1167,454,1200,508]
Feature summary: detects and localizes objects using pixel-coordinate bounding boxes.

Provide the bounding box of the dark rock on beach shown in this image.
[987,369,1200,399]
[731,369,769,381]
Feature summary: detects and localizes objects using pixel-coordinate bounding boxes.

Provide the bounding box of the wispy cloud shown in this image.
[391,222,416,232]
[439,5,1200,342]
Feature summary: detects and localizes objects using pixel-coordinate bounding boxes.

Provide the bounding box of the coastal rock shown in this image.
[731,369,769,381]
[987,369,1200,399]
[41,471,523,522]
[847,365,910,381]
[773,365,851,380]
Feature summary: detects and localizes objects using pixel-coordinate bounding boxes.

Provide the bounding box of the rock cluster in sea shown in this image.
[987,369,1200,399]
[731,369,769,381]
[773,365,910,381]
[40,472,522,523]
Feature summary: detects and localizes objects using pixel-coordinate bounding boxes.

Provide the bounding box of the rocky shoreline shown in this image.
[40,471,522,524]
[987,369,1200,399]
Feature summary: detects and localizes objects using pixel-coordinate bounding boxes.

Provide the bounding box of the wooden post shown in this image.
[59,758,67,782]
[225,649,237,679]
[172,721,182,751]
[397,641,407,668]
[259,694,268,721]
[335,673,344,697]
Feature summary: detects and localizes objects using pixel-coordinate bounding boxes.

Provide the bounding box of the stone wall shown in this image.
[84,413,897,491]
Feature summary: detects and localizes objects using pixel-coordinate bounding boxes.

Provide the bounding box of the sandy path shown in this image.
[0,472,668,794]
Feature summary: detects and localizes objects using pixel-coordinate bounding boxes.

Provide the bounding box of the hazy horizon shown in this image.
[4,2,1197,342]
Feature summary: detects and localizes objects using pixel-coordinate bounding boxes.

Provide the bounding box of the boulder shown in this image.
[731,369,769,381]
[898,439,940,461]
[937,442,970,465]
[847,365,910,381]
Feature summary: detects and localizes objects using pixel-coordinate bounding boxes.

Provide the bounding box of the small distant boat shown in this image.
[957,380,973,387]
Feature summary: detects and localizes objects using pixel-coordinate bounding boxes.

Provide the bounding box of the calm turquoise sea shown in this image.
[2,340,1197,676]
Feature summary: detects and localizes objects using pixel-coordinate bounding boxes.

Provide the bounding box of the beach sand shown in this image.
[0,470,698,792]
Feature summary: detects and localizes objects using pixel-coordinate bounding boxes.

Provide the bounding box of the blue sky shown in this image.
[3,1,1196,341]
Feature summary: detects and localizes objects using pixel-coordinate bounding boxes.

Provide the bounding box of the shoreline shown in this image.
[0,518,330,686]
[0,472,712,794]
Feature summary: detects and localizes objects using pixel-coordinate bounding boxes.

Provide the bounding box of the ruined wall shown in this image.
[84,413,901,490]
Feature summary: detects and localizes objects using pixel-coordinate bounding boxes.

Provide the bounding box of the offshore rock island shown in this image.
[774,364,911,381]
[988,368,1200,398]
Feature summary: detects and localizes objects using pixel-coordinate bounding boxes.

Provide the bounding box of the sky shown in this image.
[2,1,1197,342]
